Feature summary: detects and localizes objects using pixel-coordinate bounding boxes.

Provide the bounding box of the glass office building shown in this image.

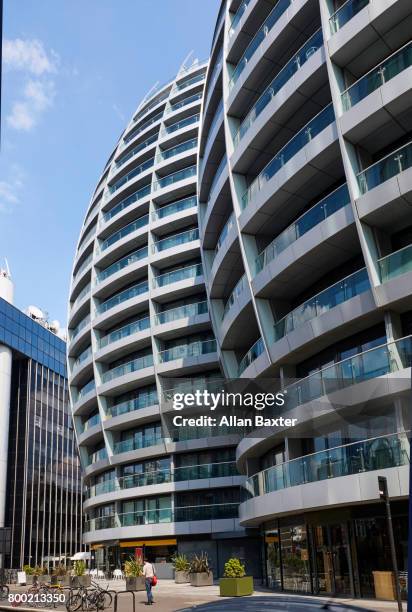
[0,274,82,568]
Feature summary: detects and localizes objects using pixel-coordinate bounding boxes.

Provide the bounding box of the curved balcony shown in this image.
[229,0,252,38]
[155,137,198,169]
[73,380,96,415]
[253,184,350,276]
[113,433,163,456]
[94,281,149,330]
[229,0,291,91]
[85,502,239,537]
[155,300,208,327]
[173,72,205,93]
[200,100,224,180]
[99,354,155,397]
[233,28,324,149]
[158,338,217,364]
[209,218,240,298]
[151,228,199,268]
[111,134,158,179]
[68,315,91,357]
[79,413,101,434]
[166,92,202,116]
[85,447,108,467]
[158,114,200,143]
[84,461,239,507]
[240,432,409,525]
[274,268,370,340]
[71,252,93,296]
[219,276,254,350]
[152,195,197,231]
[106,393,158,420]
[378,244,412,284]
[152,165,197,203]
[96,216,149,269]
[104,158,154,205]
[95,317,151,362]
[132,91,169,125]
[238,337,265,376]
[101,186,150,226]
[122,110,163,148]
[357,140,412,196]
[222,274,247,321]
[70,345,93,385]
[69,282,91,327]
[242,104,335,210]
[94,247,148,299]
[152,263,203,293]
[329,0,369,35]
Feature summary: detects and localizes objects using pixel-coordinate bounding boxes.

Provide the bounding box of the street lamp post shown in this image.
[378,476,403,612]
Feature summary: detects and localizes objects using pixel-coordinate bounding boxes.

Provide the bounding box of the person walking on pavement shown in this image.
[143,557,156,605]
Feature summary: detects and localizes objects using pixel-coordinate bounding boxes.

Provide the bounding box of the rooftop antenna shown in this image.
[177,50,197,76]
[4,258,10,278]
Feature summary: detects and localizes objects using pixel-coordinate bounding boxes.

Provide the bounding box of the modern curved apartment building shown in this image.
[198,0,412,600]
[67,60,261,576]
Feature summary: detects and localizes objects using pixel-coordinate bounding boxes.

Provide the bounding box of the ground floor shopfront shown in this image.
[90,533,262,579]
[263,501,408,601]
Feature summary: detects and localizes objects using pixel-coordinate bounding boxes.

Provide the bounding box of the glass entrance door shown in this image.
[312,523,353,596]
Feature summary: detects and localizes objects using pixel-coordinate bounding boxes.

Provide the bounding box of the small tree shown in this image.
[223,558,245,578]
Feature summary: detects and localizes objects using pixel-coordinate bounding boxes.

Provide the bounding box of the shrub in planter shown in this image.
[34,566,50,584]
[124,557,145,591]
[52,566,70,586]
[23,565,34,585]
[71,560,91,587]
[189,553,213,587]
[172,554,190,584]
[219,558,253,597]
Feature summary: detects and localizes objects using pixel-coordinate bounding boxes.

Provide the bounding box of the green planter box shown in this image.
[219,576,253,597]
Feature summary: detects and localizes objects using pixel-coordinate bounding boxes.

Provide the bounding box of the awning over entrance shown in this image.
[70,552,91,560]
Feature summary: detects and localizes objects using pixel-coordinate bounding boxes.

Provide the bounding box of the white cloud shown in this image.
[0,167,25,213]
[3,38,58,75]
[4,39,59,132]
[6,102,35,131]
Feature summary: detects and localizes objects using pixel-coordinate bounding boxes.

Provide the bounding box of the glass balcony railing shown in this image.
[78,225,96,252]
[204,100,224,154]
[108,158,154,195]
[208,155,227,201]
[175,72,205,91]
[153,165,196,191]
[107,392,158,418]
[156,138,198,164]
[357,141,412,195]
[78,379,95,400]
[215,214,235,256]
[329,0,369,34]
[85,502,239,531]
[156,300,208,325]
[102,354,154,384]
[96,246,148,283]
[70,314,91,341]
[123,110,163,145]
[159,339,217,363]
[223,274,247,319]
[242,103,335,209]
[285,336,412,411]
[87,464,230,499]
[174,461,238,481]
[72,283,91,310]
[246,431,409,498]
[97,280,148,314]
[206,50,223,96]
[153,228,199,253]
[235,29,323,145]
[114,434,163,454]
[85,479,117,498]
[133,92,169,124]
[99,317,150,349]
[153,262,203,288]
[167,93,202,115]
[274,268,370,340]
[80,413,101,433]
[73,253,92,283]
[342,42,412,111]
[160,114,199,137]
[378,244,412,283]
[102,186,151,223]
[152,195,197,221]
[229,0,291,90]
[229,0,252,36]
[254,184,350,275]
[86,448,107,466]
[73,345,92,370]
[100,215,149,252]
[115,133,158,170]
[238,337,265,375]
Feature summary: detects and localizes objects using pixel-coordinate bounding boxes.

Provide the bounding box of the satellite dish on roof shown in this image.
[27,305,44,320]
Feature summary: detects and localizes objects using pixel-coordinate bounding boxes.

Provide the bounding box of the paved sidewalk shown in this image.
[0,579,405,611]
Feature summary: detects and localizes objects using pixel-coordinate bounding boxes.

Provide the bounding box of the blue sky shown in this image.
[1,0,220,328]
